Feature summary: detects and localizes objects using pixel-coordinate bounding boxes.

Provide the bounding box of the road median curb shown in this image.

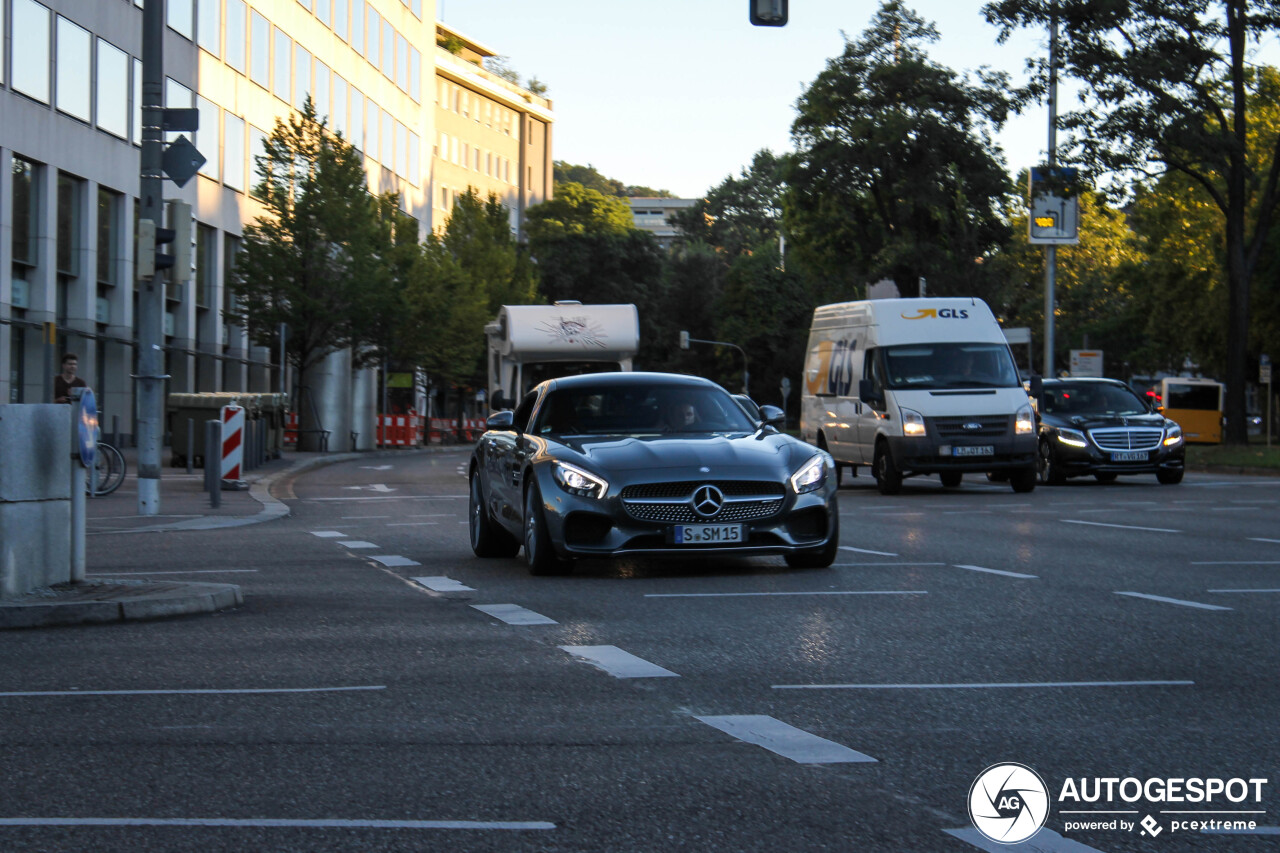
[0,580,243,629]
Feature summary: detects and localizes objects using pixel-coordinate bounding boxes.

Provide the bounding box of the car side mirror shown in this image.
[759,405,785,427]
[486,410,515,431]
[1029,374,1044,410]
[859,378,883,407]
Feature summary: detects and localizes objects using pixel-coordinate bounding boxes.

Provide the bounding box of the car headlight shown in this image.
[1015,404,1035,435]
[790,453,831,494]
[1056,427,1088,448]
[1164,422,1183,446]
[552,461,608,499]
[901,407,926,437]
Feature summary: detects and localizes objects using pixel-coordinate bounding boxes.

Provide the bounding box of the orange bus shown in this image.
[1158,378,1223,444]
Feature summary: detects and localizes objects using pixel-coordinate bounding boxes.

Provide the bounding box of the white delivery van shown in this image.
[485,302,640,408]
[800,297,1038,494]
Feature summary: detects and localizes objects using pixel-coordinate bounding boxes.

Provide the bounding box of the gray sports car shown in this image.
[468,372,840,574]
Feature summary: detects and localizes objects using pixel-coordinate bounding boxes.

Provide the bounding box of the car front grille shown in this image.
[1089,428,1164,451]
[930,416,1009,438]
[620,481,785,523]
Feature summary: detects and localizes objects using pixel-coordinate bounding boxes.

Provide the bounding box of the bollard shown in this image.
[205,419,221,508]
[187,418,194,474]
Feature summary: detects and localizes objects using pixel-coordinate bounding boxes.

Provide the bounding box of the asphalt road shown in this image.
[2,451,1277,852]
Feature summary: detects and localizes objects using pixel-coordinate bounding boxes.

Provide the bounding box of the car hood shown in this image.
[552,433,816,477]
[1040,412,1166,430]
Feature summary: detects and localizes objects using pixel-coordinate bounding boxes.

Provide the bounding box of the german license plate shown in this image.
[1111,450,1147,462]
[953,445,994,457]
[674,524,743,544]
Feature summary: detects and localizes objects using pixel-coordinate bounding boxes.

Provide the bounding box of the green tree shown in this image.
[984,0,1280,441]
[784,1,1019,303]
[552,162,673,198]
[671,150,786,258]
[229,98,397,447]
[525,181,635,241]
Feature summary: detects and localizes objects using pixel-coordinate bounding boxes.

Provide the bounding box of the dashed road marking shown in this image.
[1062,519,1181,533]
[1115,591,1232,611]
[559,646,679,679]
[840,546,899,556]
[338,540,378,549]
[695,715,876,764]
[472,604,557,625]
[369,555,421,567]
[412,576,475,592]
[309,530,347,537]
[954,564,1037,579]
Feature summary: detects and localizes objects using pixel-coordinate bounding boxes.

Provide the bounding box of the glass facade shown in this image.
[96,38,129,139]
[55,16,92,121]
[12,0,52,104]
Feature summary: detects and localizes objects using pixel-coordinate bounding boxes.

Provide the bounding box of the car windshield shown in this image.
[533,384,758,436]
[1043,383,1149,416]
[880,343,1020,390]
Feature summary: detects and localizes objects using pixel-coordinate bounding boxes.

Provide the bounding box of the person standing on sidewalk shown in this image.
[54,352,88,403]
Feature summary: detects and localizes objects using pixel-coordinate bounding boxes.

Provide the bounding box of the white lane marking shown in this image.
[644,590,927,599]
[369,555,421,567]
[943,510,994,515]
[840,546,899,556]
[945,826,1107,852]
[836,562,945,566]
[310,531,347,538]
[695,715,876,764]
[343,484,396,492]
[1062,519,1182,533]
[360,465,394,470]
[1208,588,1280,593]
[0,817,553,831]
[559,646,679,679]
[1211,507,1256,511]
[386,522,439,527]
[304,495,466,502]
[412,577,475,592]
[0,686,386,698]
[89,570,258,576]
[1248,537,1280,544]
[341,515,391,519]
[1115,592,1232,611]
[773,680,1193,690]
[472,604,557,625]
[1191,561,1280,565]
[954,564,1038,579]
[338,541,379,549]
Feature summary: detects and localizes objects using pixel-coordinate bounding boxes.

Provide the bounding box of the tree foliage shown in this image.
[783,1,1019,303]
[670,150,786,258]
[525,181,635,241]
[984,0,1280,441]
[552,161,674,198]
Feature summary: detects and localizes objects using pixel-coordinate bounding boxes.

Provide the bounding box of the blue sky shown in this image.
[442,0,1064,197]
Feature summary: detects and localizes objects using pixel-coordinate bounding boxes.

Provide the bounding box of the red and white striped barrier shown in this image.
[221,404,245,481]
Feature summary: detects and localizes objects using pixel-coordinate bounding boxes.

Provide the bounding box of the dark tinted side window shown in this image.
[512,391,538,432]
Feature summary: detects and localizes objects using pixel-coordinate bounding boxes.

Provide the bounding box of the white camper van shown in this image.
[485,302,640,408]
[800,298,1038,494]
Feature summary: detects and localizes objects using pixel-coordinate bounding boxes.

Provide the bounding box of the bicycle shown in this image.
[88,441,127,496]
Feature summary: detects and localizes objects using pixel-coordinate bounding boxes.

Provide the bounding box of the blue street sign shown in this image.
[77,388,98,468]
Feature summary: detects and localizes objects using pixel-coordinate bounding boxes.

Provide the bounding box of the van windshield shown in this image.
[880,343,1020,390]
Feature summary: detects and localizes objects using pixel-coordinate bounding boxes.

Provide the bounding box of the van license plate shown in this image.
[1111,451,1147,462]
[674,524,743,544]
[953,446,994,457]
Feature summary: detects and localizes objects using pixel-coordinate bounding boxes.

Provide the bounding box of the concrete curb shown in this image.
[0,581,244,629]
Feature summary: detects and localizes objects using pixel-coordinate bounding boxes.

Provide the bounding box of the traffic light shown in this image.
[750,0,787,26]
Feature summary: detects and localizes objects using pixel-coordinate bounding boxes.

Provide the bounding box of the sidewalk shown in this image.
[0,443,449,629]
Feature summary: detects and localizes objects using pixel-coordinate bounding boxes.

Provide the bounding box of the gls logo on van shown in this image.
[902,308,970,320]
[804,338,856,396]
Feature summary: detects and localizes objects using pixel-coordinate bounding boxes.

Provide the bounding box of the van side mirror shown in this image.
[859,378,883,407]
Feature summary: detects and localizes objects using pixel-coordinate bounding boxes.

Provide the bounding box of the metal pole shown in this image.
[186,418,194,474]
[1043,2,1059,378]
[205,419,221,508]
[136,0,167,516]
[69,393,86,581]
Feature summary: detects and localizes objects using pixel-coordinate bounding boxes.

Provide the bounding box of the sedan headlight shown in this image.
[901,407,927,437]
[1015,404,1035,435]
[1163,422,1183,446]
[790,453,831,494]
[552,461,608,499]
[1056,427,1088,448]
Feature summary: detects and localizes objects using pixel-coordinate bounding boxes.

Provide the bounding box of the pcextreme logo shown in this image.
[902,308,970,320]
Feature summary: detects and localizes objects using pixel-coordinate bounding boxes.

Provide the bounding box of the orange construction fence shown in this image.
[285,411,427,447]
[427,418,485,443]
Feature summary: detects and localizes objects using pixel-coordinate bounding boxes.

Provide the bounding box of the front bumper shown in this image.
[886,432,1037,474]
[1052,439,1185,477]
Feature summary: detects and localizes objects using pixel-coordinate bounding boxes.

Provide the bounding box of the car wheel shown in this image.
[1010,464,1037,493]
[940,471,963,488]
[524,484,569,576]
[1094,472,1118,483]
[1039,439,1065,485]
[469,472,519,558]
[785,501,840,569]
[1157,468,1184,485]
[873,441,902,495]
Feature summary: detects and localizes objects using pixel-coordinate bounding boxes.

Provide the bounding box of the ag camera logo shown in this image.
[968,763,1050,844]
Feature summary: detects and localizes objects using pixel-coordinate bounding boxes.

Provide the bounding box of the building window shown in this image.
[196,224,216,308]
[352,0,365,56]
[381,20,394,79]
[366,100,379,162]
[409,47,421,101]
[316,0,331,28]
[381,111,393,168]
[350,88,364,151]
[57,173,83,277]
[12,0,50,103]
[294,44,311,110]
[273,28,292,101]
[96,38,129,139]
[332,75,348,139]
[225,0,247,72]
[395,121,407,178]
[396,33,408,91]
[97,188,120,287]
[12,157,40,267]
[196,96,221,179]
[197,0,220,55]
[131,57,143,144]
[55,17,91,121]
[335,0,348,40]
[248,125,268,199]
[366,6,380,68]
[224,113,246,192]
[168,0,194,40]
[314,61,330,123]
[249,10,269,88]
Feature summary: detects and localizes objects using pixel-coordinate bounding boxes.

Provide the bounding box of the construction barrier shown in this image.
[220,404,245,481]
[376,413,425,447]
[426,418,485,443]
[284,411,298,446]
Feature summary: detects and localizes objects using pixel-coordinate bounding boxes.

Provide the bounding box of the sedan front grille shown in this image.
[930,416,1009,438]
[1089,428,1164,451]
[620,481,785,524]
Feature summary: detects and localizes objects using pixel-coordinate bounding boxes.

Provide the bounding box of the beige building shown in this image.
[432,22,553,236]
[628,197,699,251]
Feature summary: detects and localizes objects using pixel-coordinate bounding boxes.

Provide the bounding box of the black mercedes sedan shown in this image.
[1034,377,1185,485]
[468,372,840,574]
